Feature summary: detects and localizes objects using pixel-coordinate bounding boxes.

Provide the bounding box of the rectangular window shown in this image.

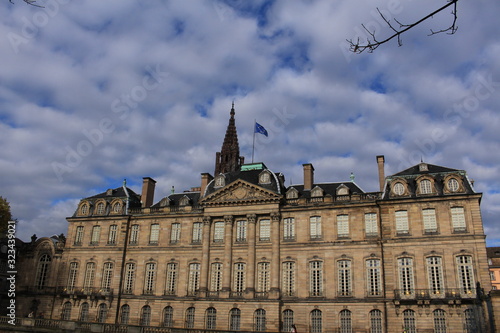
[74,226,84,246]
[257,262,270,292]
[310,216,322,240]
[129,224,139,245]
[233,263,246,293]
[398,258,415,297]
[213,222,225,243]
[67,262,78,291]
[309,261,323,296]
[210,263,223,292]
[170,223,181,244]
[192,222,202,244]
[457,255,475,294]
[144,263,156,295]
[427,256,444,295]
[83,262,96,290]
[165,263,177,295]
[188,263,200,295]
[282,261,296,297]
[337,214,349,238]
[259,219,271,241]
[366,259,382,296]
[365,213,378,237]
[90,225,101,245]
[284,218,295,241]
[490,271,496,281]
[423,208,438,233]
[236,220,247,242]
[149,224,160,245]
[101,262,113,292]
[395,210,409,235]
[108,225,117,245]
[451,207,467,232]
[124,263,135,294]
[338,260,352,296]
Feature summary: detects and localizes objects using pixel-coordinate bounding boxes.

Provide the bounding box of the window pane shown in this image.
[423,209,437,233]
[337,215,349,238]
[395,210,409,234]
[365,213,378,237]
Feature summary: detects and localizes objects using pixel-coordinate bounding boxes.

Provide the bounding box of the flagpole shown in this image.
[252,119,256,163]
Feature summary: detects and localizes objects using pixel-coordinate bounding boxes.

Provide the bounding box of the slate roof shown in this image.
[153,191,201,208]
[392,163,460,177]
[82,186,142,207]
[204,164,286,198]
[286,181,365,199]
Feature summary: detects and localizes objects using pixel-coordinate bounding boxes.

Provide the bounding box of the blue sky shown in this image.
[1,0,500,245]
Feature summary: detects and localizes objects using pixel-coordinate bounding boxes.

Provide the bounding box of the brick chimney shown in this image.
[303,163,314,191]
[141,177,156,208]
[376,155,385,192]
[200,173,213,197]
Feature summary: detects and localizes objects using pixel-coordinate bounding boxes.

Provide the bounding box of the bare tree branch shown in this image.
[347,0,458,54]
[9,0,44,8]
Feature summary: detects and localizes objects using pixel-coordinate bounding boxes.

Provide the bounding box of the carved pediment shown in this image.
[200,179,282,206]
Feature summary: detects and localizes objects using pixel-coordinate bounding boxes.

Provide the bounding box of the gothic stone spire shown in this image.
[214,103,244,175]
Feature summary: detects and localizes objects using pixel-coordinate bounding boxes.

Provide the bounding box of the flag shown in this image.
[255,122,268,137]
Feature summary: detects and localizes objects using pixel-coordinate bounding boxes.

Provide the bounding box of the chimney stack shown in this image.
[376,155,385,192]
[200,173,213,197]
[141,177,156,208]
[303,163,315,191]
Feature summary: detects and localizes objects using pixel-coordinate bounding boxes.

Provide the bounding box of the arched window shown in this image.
[185,307,195,329]
[205,307,217,330]
[283,309,294,333]
[96,202,105,215]
[464,308,478,333]
[369,309,383,333]
[140,305,151,326]
[339,309,352,333]
[433,309,447,333]
[402,309,416,333]
[120,304,130,325]
[254,309,266,332]
[97,303,107,323]
[79,303,89,322]
[419,179,432,194]
[35,254,51,289]
[162,306,173,327]
[230,308,241,331]
[310,309,322,333]
[112,202,122,213]
[80,203,89,215]
[62,301,72,320]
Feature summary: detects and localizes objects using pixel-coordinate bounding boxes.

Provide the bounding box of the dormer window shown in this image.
[112,202,122,214]
[96,202,106,215]
[286,188,299,199]
[179,196,190,206]
[392,182,406,196]
[259,171,271,184]
[80,203,89,216]
[214,175,225,188]
[448,178,459,192]
[336,184,349,196]
[311,186,324,198]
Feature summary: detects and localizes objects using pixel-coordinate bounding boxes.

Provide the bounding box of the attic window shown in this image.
[80,203,89,216]
[96,202,106,215]
[419,179,432,194]
[286,188,298,199]
[393,182,405,196]
[419,163,428,172]
[259,171,271,184]
[179,196,190,206]
[448,178,459,192]
[112,202,122,213]
[214,175,225,188]
[311,186,323,198]
[337,185,349,196]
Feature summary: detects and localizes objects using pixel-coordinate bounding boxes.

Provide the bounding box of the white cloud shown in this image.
[1,0,499,245]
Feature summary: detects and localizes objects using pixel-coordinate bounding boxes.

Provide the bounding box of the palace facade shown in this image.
[17,105,495,332]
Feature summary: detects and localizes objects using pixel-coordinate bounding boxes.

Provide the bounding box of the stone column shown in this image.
[199,216,211,296]
[221,215,233,298]
[245,214,257,298]
[270,212,281,299]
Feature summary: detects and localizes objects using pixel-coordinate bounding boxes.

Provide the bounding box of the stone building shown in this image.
[18,105,494,332]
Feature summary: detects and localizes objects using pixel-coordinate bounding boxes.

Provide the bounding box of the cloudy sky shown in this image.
[1,0,499,244]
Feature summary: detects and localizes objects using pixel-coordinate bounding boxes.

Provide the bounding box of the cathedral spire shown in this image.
[214,103,244,175]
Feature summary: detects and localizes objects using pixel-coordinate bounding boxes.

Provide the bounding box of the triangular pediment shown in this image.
[200,179,282,206]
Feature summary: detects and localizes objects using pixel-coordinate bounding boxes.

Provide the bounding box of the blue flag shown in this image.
[255,122,268,137]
